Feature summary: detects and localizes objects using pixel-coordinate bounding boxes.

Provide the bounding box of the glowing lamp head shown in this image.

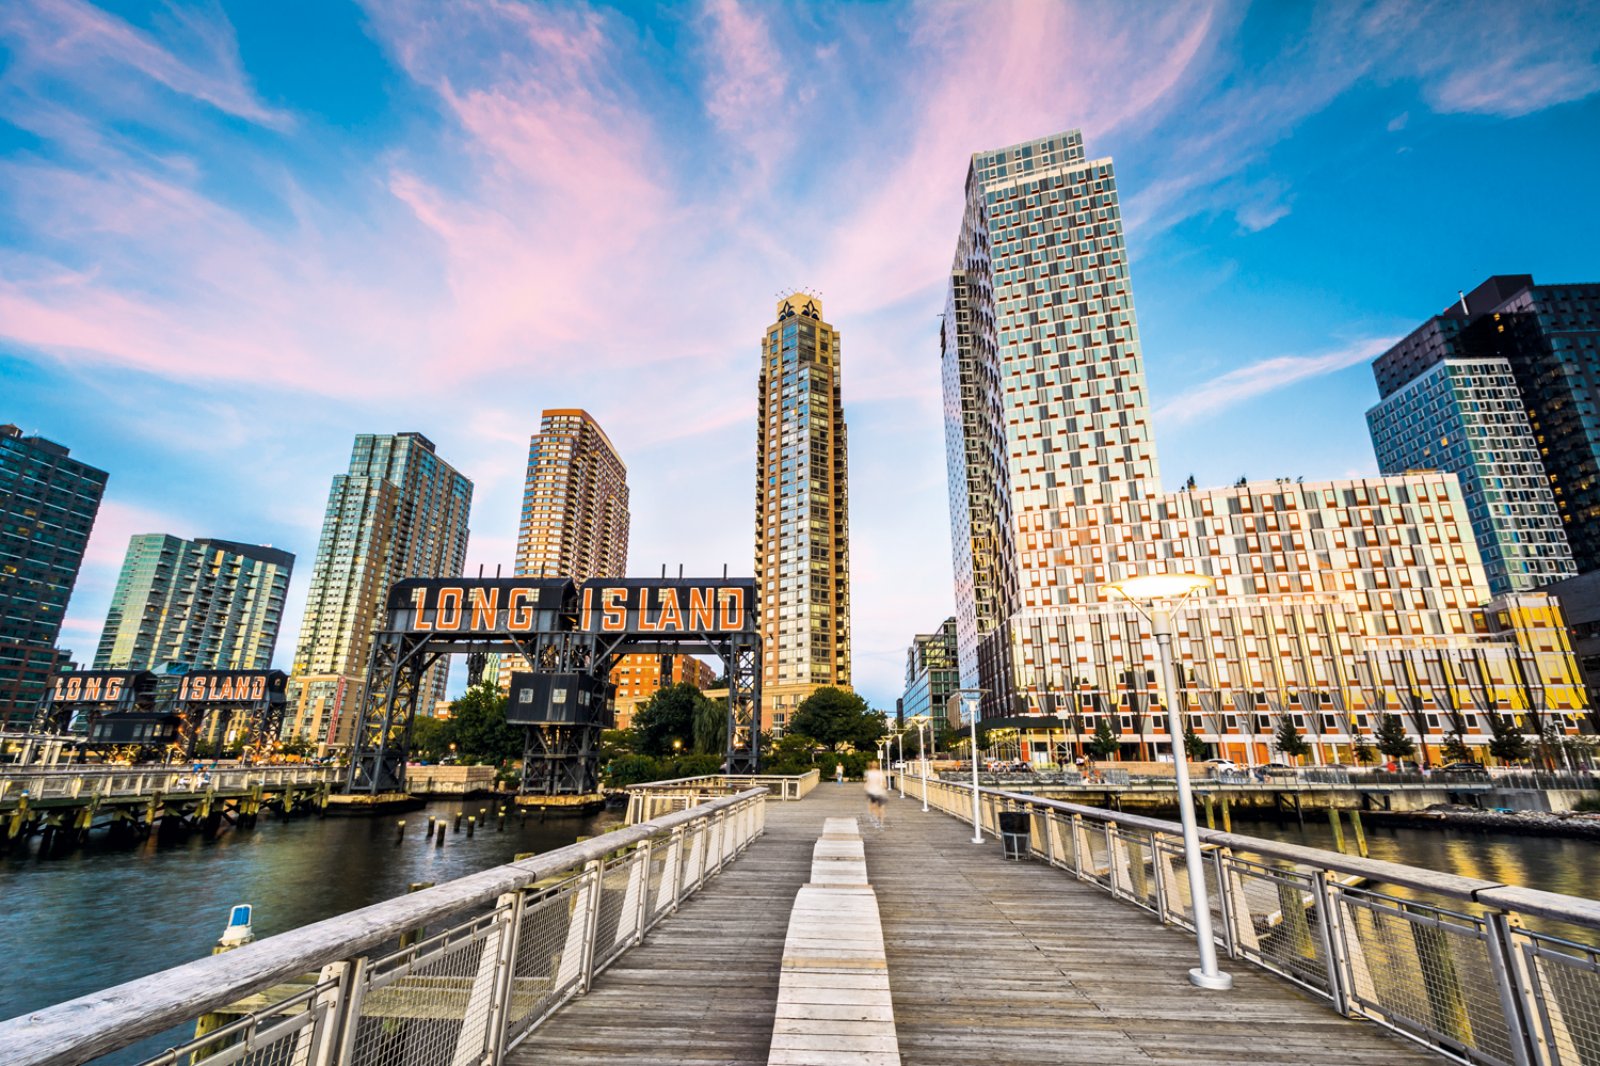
[1101,573,1214,603]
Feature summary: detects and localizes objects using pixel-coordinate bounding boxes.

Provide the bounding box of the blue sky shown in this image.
[3,0,1599,710]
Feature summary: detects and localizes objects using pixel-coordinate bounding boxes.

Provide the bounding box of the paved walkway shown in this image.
[509,784,1441,1065]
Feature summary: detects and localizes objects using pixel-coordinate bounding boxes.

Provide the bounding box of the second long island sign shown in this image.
[391,577,756,638]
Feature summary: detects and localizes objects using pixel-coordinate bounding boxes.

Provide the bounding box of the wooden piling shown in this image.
[1202,795,1215,830]
[396,820,406,845]
[1349,809,1369,857]
[1327,808,1346,854]
[1220,796,1232,834]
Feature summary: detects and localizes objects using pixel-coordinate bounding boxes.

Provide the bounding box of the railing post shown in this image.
[454,891,520,1066]
[1216,849,1250,959]
[331,956,371,1066]
[1485,911,1537,1066]
[1152,833,1173,922]
[578,860,604,994]
[628,842,652,947]
[1310,871,1347,1012]
[1070,815,1089,880]
[655,826,684,919]
[1319,875,1358,1017]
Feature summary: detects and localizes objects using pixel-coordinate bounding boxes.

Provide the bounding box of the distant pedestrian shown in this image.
[864,761,888,828]
[835,762,845,785]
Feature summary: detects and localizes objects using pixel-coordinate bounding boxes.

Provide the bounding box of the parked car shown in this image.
[1261,764,1301,779]
[1438,761,1491,778]
[1202,757,1239,772]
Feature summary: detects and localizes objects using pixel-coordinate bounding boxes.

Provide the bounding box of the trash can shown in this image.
[998,810,1030,861]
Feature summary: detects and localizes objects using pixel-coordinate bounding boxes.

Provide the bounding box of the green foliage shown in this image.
[1350,738,1376,765]
[1441,733,1474,764]
[788,687,884,752]
[1373,714,1416,760]
[693,692,726,755]
[1487,713,1532,763]
[1572,794,1600,814]
[1089,716,1120,759]
[279,736,312,758]
[411,714,455,762]
[1273,718,1311,762]
[604,754,663,788]
[631,683,708,757]
[449,683,522,765]
[763,731,823,774]
[1182,725,1208,761]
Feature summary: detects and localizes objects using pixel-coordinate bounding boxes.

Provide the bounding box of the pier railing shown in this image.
[624,769,819,823]
[0,788,768,1066]
[908,774,1600,1066]
[0,765,340,802]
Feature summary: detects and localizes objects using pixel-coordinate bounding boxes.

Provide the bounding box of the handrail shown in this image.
[909,774,1600,1066]
[0,787,768,1066]
[622,770,819,823]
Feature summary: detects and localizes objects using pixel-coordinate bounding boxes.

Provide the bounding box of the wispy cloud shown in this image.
[1155,337,1401,427]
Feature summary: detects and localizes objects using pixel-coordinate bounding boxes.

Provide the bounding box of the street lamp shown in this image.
[952,688,986,844]
[912,716,932,812]
[895,730,905,797]
[1103,572,1232,992]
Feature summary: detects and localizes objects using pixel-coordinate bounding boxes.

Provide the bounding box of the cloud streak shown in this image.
[1155,337,1402,427]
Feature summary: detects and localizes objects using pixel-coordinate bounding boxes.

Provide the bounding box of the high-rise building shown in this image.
[902,618,959,727]
[94,535,293,671]
[286,432,472,749]
[940,132,1587,763]
[1368,280,1579,594]
[756,293,852,734]
[514,410,629,582]
[611,653,719,729]
[0,425,107,728]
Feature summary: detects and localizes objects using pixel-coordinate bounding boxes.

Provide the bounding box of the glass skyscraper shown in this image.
[1368,311,1574,596]
[757,293,851,734]
[287,432,472,750]
[94,534,293,671]
[0,424,107,728]
[940,133,1587,763]
[901,618,959,726]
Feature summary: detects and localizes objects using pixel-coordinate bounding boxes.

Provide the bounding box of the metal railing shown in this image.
[624,769,819,824]
[0,788,768,1066]
[906,773,1600,1066]
[0,766,341,802]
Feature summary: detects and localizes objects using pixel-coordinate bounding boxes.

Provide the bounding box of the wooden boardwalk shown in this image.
[509,785,1442,1066]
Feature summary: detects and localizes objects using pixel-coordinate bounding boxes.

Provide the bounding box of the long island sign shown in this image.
[389,577,757,638]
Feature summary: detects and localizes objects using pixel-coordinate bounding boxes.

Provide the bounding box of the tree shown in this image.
[449,683,522,765]
[411,714,456,762]
[1350,738,1376,765]
[1273,718,1311,763]
[1089,716,1120,759]
[788,687,884,752]
[1182,725,1208,762]
[632,683,707,757]
[692,692,726,755]
[1441,733,1474,764]
[1373,713,1416,761]
[1487,713,1532,764]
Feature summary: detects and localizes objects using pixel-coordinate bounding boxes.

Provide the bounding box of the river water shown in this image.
[3,798,1597,1058]
[0,798,620,1044]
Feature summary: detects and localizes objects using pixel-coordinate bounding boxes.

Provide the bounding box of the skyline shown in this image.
[4,1,1600,710]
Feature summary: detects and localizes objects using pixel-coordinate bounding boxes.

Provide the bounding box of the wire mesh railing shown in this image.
[905,773,1600,1066]
[622,769,818,823]
[0,789,768,1066]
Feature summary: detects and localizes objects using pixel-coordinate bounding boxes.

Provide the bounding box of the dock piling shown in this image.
[1327,808,1346,854]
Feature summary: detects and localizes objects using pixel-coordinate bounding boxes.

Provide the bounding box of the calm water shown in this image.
[0,798,620,1048]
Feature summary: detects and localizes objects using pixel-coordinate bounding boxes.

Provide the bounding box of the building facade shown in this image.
[611,653,719,729]
[756,293,852,735]
[0,425,107,728]
[902,618,959,727]
[94,535,293,672]
[514,410,629,583]
[940,132,1587,764]
[1368,286,1577,595]
[286,433,472,749]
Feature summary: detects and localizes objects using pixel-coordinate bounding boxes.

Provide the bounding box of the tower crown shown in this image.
[775,293,824,322]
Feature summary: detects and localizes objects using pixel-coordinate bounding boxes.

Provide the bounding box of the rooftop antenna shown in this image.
[1458,290,1470,314]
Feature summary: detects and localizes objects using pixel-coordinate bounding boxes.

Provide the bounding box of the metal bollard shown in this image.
[467,816,475,838]
[396,819,406,845]
[435,826,445,848]
[454,813,463,833]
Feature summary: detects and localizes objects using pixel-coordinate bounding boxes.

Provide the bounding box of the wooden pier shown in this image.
[508,784,1441,1066]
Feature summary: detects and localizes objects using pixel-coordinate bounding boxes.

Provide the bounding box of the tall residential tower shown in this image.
[514,410,629,582]
[94,535,293,671]
[756,294,851,733]
[0,425,107,727]
[940,132,1586,762]
[287,433,472,749]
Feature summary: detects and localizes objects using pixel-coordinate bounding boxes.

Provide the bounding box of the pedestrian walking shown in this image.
[835,761,845,785]
[864,761,888,828]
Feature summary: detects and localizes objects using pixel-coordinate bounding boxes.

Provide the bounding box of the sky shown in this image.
[3,0,1600,711]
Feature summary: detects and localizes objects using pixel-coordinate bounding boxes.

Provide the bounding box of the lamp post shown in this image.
[1103,572,1232,991]
[895,731,905,797]
[914,716,931,812]
[951,688,985,844]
